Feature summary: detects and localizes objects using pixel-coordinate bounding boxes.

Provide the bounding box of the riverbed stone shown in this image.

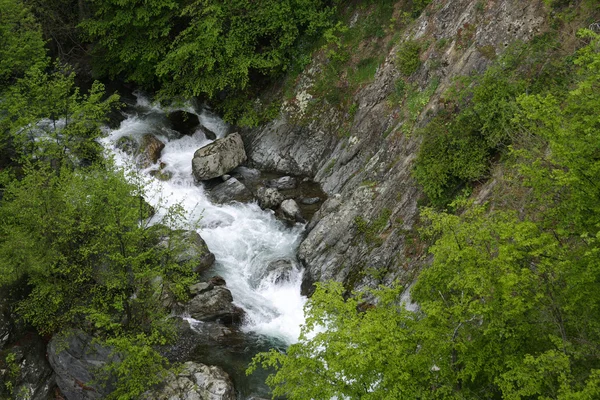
[192,133,247,181]
[139,134,165,167]
[209,177,253,204]
[278,199,305,223]
[167,111,200,136]
[265,176,297,190]
[255,187,284,210]
[143,361,235,400]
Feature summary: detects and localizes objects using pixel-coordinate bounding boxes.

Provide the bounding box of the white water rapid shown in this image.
[100,95,307,346]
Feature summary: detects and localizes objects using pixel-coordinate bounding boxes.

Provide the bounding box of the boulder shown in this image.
[189,282,213,296]
[209,177,253,204]
[167,111,200,136]
[266,176,297,190]
[188,286,244,324]
[139,134,165,167]
[255,187,284,210]
[192,133,247,181]
[278,199,305,223]
[143,361,235,400]
[47,330,118,400]
[0,334,55,400]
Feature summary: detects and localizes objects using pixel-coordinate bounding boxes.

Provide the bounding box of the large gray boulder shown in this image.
[143,361,235,400]
[47,330,117,400]
[278,199,305,223]
[188,286,244,324]
[192,133,247,181]
[158,229,215,274]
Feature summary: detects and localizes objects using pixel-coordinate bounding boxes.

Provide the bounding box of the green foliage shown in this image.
[2,66,120,168]
[414,36,565,206]
[396,39,422,76]
[0,0,47,88]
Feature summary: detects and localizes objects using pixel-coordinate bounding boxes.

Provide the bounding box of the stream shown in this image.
[100,94,309,398]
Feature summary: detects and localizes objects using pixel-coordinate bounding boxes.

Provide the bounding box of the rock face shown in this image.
[47,330,117,400]
[188,285,244,324]
[192,133,247,181]
[242,0,548,292]
[144,361,235,400]
[0,334,55,400]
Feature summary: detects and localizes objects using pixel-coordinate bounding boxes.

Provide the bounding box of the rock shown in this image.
[209,177,253,204]
[231,167,261,185]
[221,174,231,181]
[167,110,200,136]
[188,286,244,324]
[139,134,165,167]
[299,197,321,205]
[265,176,297,190]
[251,259,295,287]
[47,330,118,400]
[0,333,55,400]
[189,282,213,296]
[192,133,247,181]
[278,199,305,223]
[255,187,284,210]
[143,361,235,400]
[202,127,218,140]
[159,230,215,274]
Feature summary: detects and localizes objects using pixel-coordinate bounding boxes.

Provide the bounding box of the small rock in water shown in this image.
[202,126,218,140]
[278,199,306,223]
[266,176,297,190]
[222,174,231,181]
[299,196,321,205]
[209,177,253,204]
[166,110,200,135]
[139,134,165,167]
[256,187,284,209]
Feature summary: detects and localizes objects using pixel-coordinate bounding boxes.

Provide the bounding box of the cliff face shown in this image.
[243,0,548,293]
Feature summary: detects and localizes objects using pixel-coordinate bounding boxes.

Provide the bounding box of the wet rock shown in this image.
[221,174,231,181]
[251,259,295,287]
[192,133,247,181]
[202,126,218,140]
[139,134,165,167]
[255,187,284,210]
[209,177,253,204]
[188,286,244,324]
[278,199,305,223]
[143,361,235,400]
[299,197,321,205]
[47,330,118,400]
[0,333,55,400]
[167,111,200,136]
[231,167,261,185]
[265,176,297,190]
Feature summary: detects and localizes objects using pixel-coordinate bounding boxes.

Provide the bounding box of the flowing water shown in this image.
[100,95,308,398]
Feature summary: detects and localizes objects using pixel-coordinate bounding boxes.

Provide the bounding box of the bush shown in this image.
[396,40,422,76]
